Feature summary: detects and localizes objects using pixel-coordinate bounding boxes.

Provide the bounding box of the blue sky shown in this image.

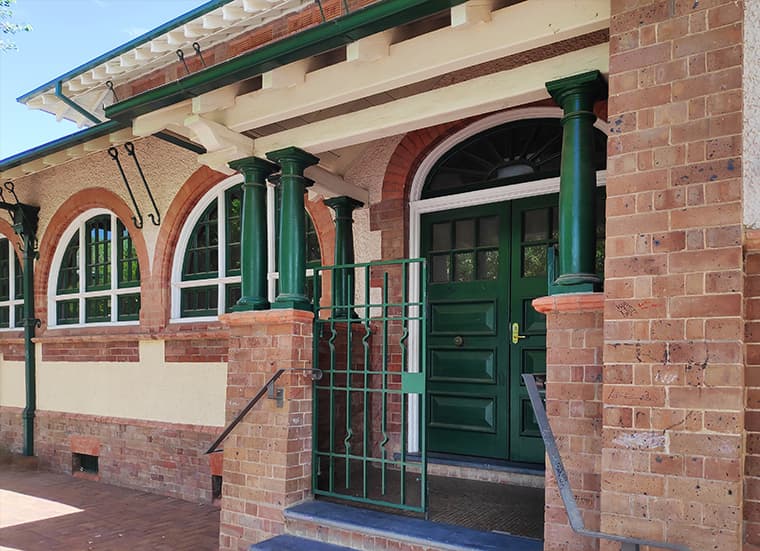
[0,0,206,159]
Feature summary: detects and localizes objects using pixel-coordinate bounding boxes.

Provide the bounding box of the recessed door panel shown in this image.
[429,348,496,384]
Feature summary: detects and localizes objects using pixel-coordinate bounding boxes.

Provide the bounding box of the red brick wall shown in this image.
[41,339,140,362]
[534,294,604,551]
[219,309,314,551]
[165,337,229,363]
[0,339,25,361]
[746,231,760,549]
[0,405,218,502]
[0,406,23,453]
[604,1,744,548]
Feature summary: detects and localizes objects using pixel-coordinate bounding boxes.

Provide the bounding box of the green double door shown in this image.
[423,196,555,464]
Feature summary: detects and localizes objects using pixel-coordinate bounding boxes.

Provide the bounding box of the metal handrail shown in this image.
[522,374,690,551]
[206,367,322,454]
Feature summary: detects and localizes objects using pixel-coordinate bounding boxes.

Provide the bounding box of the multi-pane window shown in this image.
[51,211,141,326]
[176,179,321,319]
[0,237,23,329]
[429,216,499,283]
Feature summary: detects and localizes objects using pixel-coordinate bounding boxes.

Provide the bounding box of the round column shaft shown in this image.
[267,146,319,311]
[228,156,279,311]
[325,196,363,318]
[546,70,606,293]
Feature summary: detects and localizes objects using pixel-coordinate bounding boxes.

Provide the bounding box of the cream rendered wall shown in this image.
[3,136,199,269]
[0,359,25,408]
[745,0,759,228]
[36,341,227,426]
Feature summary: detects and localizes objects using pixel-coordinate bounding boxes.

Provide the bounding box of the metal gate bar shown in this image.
[312,258,427,512]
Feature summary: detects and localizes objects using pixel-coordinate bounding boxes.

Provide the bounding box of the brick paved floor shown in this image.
[0,468,220,551]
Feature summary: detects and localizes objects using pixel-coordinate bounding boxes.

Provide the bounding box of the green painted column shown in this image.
[546,70,606,293]
[228,156,279,311]
[267,146,319,310]
[325,196,363,318]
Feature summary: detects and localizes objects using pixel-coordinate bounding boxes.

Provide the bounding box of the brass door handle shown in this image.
[511,322,526,344]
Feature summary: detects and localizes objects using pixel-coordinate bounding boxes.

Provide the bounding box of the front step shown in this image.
[283,501,543,551]
[251,535,354,550]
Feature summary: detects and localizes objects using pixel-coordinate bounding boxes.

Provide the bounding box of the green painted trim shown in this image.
[55,81,101,125]
[17,0,236,103]
[105,0,468,122]
[0,120,127,173]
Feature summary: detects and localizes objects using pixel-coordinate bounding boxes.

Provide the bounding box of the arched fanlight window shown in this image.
[422,118,607,199]
[174,178,321,319]
[50,210,141,326]
[0,236,23,329]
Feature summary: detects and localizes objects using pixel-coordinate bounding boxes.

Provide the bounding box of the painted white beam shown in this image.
[451,0,494,26]
[133,100,193,137]
[192,84,241,114]
[346,30,392,63]
[304,166,369,204]
[42,150,71,167]
[222,0,609,132]
[262,59,310,90]
[253,43,609,155]
[184,115,254,174]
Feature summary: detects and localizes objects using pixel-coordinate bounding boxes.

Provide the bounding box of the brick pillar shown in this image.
[534,293,604,551]
[218,309,314,551]
[606,1,744,549]
[746,230,760,548]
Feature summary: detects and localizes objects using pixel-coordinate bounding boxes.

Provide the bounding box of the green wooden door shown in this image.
[423,198,552,463]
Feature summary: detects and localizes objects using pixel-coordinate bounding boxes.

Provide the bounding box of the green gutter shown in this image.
[106,0,467,122]
[17,0,236,104]
[55,81,101,125]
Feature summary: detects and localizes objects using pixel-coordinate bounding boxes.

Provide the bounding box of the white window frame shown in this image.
[0,235,23,331]
[48,208,141,328]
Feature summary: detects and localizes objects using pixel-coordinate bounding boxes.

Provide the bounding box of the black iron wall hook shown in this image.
[176,49,191,75]
[108,147,144,229]
[124,142,160,226]
[192,42,207,68]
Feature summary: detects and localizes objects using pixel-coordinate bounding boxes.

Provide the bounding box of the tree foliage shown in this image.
[1,0,32,52]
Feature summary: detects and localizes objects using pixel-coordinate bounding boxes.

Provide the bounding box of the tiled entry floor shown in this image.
[0,469,219,551]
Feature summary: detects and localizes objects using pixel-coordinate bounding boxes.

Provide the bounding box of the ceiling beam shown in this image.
[252,43,609,155]
[220,0,609,132]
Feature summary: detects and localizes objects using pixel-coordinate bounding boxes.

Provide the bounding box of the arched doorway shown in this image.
[410,109,608,464]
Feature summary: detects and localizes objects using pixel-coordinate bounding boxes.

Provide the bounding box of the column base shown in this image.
[272,294,312,311]
[550,272,600,295]
[231,296,270,311]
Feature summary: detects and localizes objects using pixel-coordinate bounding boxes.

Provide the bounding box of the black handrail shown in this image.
[206,367,322,454]
[522,374,690,551]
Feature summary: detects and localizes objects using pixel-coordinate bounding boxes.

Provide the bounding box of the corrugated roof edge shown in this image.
[16,0,235,104]
[0,120,127,173]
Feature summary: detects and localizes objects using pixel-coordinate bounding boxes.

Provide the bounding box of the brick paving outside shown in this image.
[0,468,220,551]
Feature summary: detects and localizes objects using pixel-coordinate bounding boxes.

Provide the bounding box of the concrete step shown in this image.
[284,500,543,551]
[251,535,355,550]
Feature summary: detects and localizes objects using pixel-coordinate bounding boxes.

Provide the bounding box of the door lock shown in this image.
[511,322,526,344]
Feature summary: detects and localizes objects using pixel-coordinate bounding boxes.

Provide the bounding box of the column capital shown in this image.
[546,70,607,111]
[325,196,364,220]
[228,156,279,183]
[266,146,319,174]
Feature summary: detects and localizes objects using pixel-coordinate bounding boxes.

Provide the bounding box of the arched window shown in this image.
[174,177,321,320]
[50,210,141,326]
[0,236,23,329]
[423,118,607,199]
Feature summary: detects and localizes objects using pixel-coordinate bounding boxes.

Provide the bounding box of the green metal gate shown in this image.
[312,258,427,513]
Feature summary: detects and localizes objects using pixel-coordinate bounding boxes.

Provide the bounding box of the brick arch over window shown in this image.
[36,188,150,332]
[152,166,229,329]
[375,120,475,260]
[305,195,335,305]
